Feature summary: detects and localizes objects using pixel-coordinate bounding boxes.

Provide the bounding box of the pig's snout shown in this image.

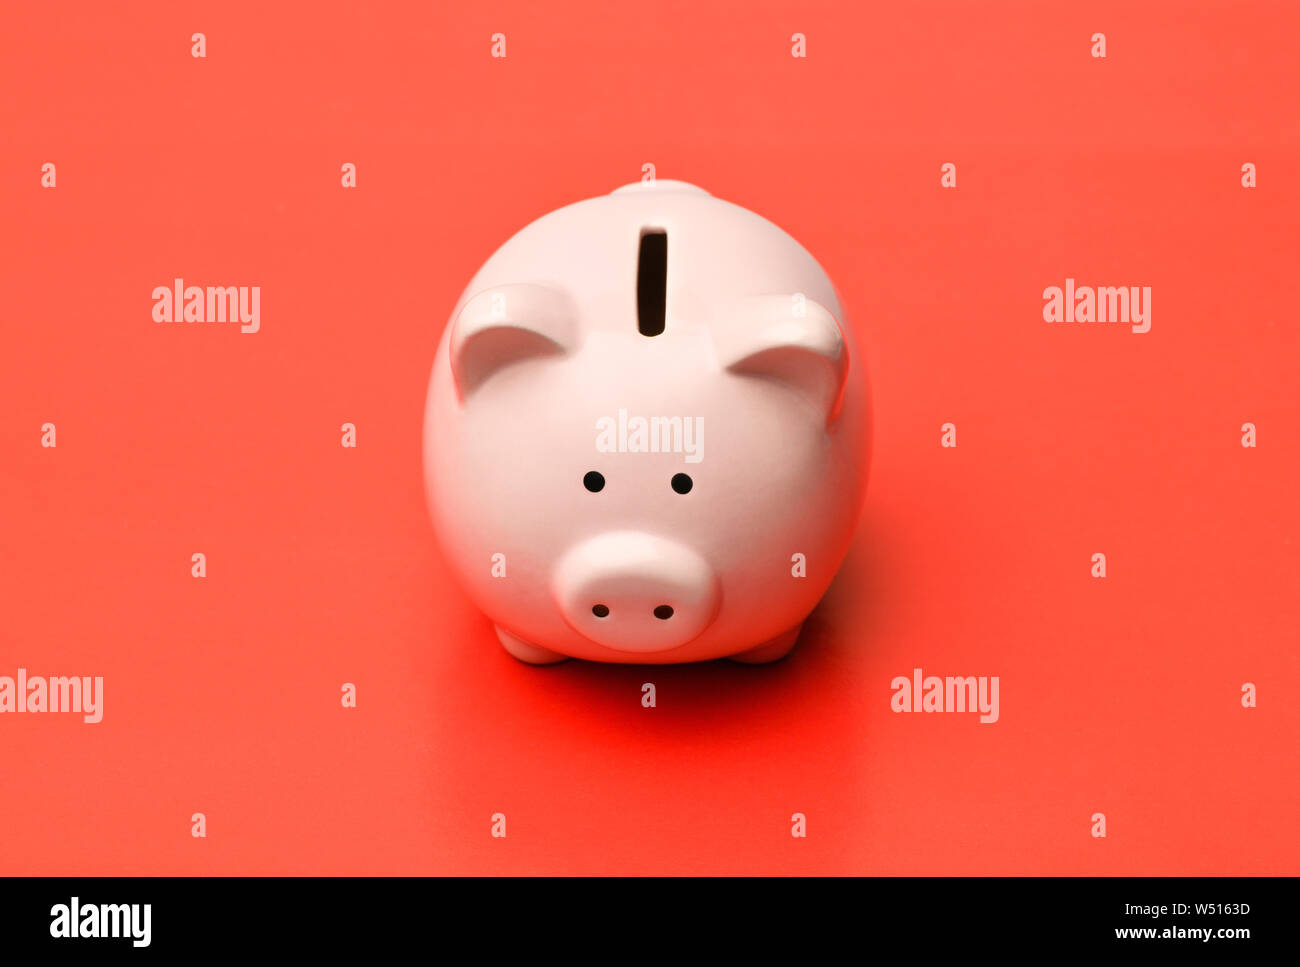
[553,532,721,653]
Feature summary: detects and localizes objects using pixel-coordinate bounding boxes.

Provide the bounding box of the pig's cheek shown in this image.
[436,410,581,627]
[701,429,853,631]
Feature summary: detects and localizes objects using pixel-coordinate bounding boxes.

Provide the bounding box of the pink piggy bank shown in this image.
[424,180,869,664]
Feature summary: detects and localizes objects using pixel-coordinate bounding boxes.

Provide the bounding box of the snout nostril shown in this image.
[592,604,610,618]
[653,605,674,620]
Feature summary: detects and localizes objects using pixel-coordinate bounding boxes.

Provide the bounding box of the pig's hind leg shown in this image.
[496,625,569,664]
[727,624,802,664]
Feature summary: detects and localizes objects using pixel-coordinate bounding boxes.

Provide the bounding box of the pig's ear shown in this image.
[716,295,849,424]
[449,284,576,401]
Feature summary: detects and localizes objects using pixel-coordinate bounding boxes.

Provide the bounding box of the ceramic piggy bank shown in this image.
[423,180,869,664]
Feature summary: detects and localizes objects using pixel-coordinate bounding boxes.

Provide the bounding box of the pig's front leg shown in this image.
[495,625,569,664]
[727,625,802,664]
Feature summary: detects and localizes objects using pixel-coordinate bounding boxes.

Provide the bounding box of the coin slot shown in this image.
[637,230,667,337]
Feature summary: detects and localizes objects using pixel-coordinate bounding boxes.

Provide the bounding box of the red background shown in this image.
[1,0,1296,874]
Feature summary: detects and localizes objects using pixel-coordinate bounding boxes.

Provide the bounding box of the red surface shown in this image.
[1,0,1296,874]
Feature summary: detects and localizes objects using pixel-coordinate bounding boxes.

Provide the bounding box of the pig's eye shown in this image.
[671,473,693,494]
[583,471,606,493]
